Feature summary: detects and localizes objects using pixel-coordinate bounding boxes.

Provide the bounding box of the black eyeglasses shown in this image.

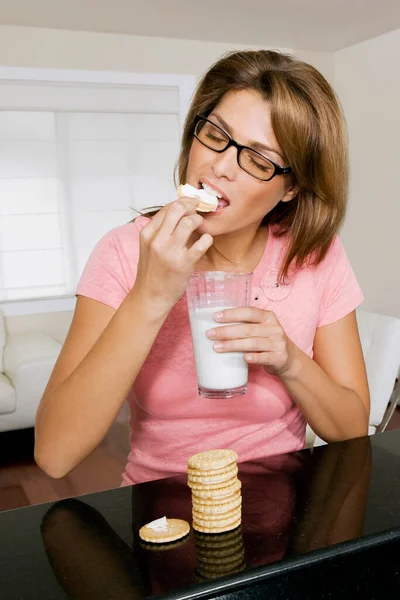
[193,114,292,182]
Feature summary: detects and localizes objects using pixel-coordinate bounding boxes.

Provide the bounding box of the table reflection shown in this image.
[40,437,371,599]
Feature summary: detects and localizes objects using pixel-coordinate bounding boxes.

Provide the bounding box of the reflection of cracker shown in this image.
[139,518,190,544]
[188,449,238,471]
[194,526,243,544]
[198,553,245,571]
[195,562,246,581]
[140,535,190,551]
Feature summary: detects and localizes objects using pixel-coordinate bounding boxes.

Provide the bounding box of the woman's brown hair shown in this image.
[143,50,348,281]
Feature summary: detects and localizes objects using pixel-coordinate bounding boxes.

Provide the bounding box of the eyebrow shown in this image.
[211,113,283,160]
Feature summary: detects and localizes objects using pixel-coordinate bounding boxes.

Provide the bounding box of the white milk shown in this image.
[189,306,248,390]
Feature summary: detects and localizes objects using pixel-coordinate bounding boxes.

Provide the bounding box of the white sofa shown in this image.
[307,309,400,447]
[0,310,62,432]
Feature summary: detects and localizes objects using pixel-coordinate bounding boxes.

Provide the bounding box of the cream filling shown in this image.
[146,516,168,532]
[179,183,220,206]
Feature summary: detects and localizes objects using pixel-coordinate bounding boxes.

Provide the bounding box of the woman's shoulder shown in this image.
[105,215,150,244]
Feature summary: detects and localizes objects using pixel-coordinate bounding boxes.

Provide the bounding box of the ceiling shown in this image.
[0,0,399,52]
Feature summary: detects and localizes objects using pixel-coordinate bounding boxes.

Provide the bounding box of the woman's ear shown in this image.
[281,181,299,203]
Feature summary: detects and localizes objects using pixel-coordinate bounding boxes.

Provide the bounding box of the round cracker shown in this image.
[176,184,217,212]
[192,489,241,507]
[188,475,238,491]
[191,478,241,499]
[193,509,241,529]
[193,506,241,523]
[139,518,190,544]
[188,449,238,471]
[193,518,242,534]
[188,465,238,485]
[192,495,242,515]
[189,462,237,477]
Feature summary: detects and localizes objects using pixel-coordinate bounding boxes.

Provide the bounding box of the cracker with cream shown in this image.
[177,183,221,212]
[139,516,190,544]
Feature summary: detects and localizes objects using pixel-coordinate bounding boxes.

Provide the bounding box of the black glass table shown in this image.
[1,430,400,599]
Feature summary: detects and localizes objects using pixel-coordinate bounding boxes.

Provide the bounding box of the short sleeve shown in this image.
[318,236,364,327]
[75,220,142,311]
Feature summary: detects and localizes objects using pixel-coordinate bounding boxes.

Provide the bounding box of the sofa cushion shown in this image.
[3,332,61,382]
[0,310,5,373]
[0,373,16,414]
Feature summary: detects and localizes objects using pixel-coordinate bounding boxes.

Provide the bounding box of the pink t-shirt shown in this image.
[76,216,364,485]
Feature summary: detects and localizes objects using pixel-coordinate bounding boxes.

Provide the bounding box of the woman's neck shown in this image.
[196,224,269,273]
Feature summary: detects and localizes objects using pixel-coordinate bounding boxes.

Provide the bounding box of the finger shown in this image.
[213,337,284,353]
[145,197,199,239]
[187,233,214,263]
[207,323,269,341]
[244,352,275,365]
[171,213,204,248]
[156,198,200,241]
[214,307,277,324]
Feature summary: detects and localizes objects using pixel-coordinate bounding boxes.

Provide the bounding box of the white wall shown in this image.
[335,28,400,318]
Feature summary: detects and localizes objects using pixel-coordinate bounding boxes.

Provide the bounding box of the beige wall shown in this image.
[0,25,335,80]
[335,28,400,318]
[0,25,276,76]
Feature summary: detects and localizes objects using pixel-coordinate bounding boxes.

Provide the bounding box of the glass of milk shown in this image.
[187,271,253,399]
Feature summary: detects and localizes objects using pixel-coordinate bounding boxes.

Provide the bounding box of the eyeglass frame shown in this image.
[193,114,292,182]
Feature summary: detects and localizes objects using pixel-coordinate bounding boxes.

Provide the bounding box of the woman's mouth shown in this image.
[197,180,231,213]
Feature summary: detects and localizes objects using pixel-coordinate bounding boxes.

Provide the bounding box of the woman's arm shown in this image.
[35,197,212,479]
[35,292,169,479]
[280,311,370,441]
[207,308,370,443]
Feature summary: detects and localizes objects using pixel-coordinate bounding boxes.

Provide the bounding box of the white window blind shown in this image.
[0,74,188,302]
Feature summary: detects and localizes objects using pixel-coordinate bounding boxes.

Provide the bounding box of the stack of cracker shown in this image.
[187,449,242,534]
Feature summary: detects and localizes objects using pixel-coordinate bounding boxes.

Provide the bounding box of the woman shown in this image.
[34,50,370,484]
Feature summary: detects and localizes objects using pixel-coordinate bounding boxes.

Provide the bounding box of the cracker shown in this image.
[192,489,241,507]
[188,449,238,471]
[188,465,238,485]
[177,184,217,213]
[188,475,238,491]
[192,495,242,515]
[191,479,241,499]
[193,510,241,529]
[189,462,237,477]
[193,518,242,534]
[193,506,241,523]
[139,518,190,544]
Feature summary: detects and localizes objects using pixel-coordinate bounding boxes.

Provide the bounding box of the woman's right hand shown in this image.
[133,197,213,313]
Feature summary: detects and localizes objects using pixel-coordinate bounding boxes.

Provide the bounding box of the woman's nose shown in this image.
[211,146,238,181]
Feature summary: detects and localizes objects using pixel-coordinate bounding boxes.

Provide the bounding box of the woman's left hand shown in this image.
[206,307,299,378]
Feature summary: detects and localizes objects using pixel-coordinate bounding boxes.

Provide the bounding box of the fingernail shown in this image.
[246,354,254,362]
[214,312,223,321]
[213,342,223,351]
[206,329,216,338]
